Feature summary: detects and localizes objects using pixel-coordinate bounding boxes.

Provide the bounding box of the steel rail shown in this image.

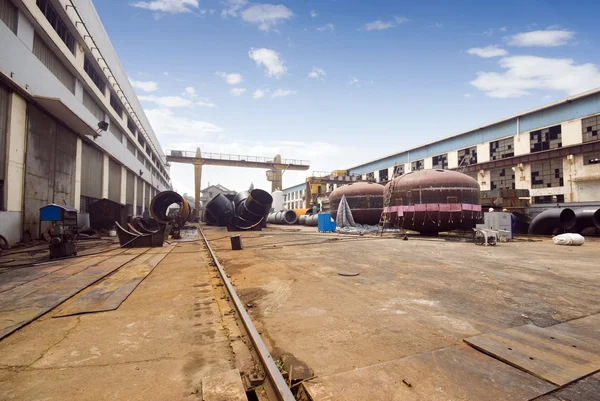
[199,228,296,401]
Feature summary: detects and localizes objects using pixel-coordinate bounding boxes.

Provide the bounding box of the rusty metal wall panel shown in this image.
[23,105,76,238]
[0,82,8,186]
[53,124,76,205]
[108,158,121,202]
[126,170,135,205]
[80,142,103,199]
[136,176,143,210]
[144,181,150,209]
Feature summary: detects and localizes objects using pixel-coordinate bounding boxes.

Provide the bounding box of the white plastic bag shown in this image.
[552,233,585,246]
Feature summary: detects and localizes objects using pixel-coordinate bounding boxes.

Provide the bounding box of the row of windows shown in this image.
[37,0,75,53]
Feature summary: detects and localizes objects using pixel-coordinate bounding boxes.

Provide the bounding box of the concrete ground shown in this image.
[0,240,240,400]
[204,227,600,393]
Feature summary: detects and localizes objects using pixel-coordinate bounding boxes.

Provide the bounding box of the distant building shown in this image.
[200,184,235,208]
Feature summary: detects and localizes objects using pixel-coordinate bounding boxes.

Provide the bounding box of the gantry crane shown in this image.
[166,148,310,218]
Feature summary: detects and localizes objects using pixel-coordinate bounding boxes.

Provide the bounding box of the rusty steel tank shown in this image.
[385,169,480,234]
[329,182,385,225]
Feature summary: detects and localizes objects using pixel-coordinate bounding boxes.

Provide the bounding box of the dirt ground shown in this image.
[204,226,600,379]
[0,240,239,400]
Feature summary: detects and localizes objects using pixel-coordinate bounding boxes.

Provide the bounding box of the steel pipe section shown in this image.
[267,210,298,225]
[150,191,190,224]
[303,214,319,226]
[204,189,273,229]
[528,208,576,235]
[572,208,600,233]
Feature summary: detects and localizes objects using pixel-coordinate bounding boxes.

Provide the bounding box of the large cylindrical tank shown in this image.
[272,190,284,212]
[329,182,385,225]
[385,169,480,234]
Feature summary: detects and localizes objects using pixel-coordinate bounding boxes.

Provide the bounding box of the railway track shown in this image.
[199,228,296,401]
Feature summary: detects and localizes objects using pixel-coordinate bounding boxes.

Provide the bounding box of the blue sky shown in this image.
[94,0,600,194]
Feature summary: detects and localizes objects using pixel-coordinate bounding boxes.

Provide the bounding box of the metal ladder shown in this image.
[377,165,401,236]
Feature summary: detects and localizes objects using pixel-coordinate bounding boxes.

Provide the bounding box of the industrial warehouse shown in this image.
[1,0,600,400]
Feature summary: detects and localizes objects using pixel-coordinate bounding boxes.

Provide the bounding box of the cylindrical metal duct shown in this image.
[299,215,307,225]
[267,210,298,225]
[528,208,576,235]
[572,208,600,233]
[304,214,319,226]
[204,193,235,226]
[150,191,190,224]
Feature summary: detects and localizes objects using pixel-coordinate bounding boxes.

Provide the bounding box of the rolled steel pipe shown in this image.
[150,191,190,224]
[528,208,576,235]
[572,207,600,233]
[304,214,319,226]
[204,193,235,226]
[245,189,273,216]
[267,210,298,225]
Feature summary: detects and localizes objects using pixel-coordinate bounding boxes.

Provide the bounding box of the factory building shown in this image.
[284,88,600,209]
[0,0,171,245]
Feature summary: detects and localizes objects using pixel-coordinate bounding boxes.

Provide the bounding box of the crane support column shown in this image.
[194,147,202,218]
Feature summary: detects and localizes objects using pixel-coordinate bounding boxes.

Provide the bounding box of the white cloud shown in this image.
[130,79,159,92]
[348,76,360,86]
[308,67,326,79]
[132,0,199,13]
[466,45,509,58]
[240,4,293,31]
[230,87,247,96]
[253,89,266,99]
[271,89,296,98]
[499,26,507,32]
[316,23,334,32]
[310,10,318,18]
[248,48,287,78]
[216,72,243,85]
[144,108,223,140]
[221,0,247,17]
[184,86,196,96]
[464,93,471,97]
[364,17,408,31]
[507,29,575,47]
[470,55,600,98]
[139,95,193,108]
[364,20,394,31]
[196,99,217,108]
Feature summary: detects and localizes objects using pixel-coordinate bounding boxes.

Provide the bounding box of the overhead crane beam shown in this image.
[165,148,310,217]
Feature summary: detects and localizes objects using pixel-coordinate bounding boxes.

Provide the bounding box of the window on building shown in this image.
[393,164,404,177]
[531,159,563,189]
[458,146,477,166]
[110,92,123,118]
[490,138,514,160]
[432,154,448,169]
[379,168,389,182]
[582,115,599,143]
[411,159,424,171]
[126,138,136,155]
[490,168,515,190]
[108,120,125,143]
[83,90,105,122]
[533,195,565,204]
[138,134,145,147]
[0,0,18,34]
[530,125,562,153]
[33,34,75,94]
[137,151,144,164]
[127,117,136,134]
[146,144,151,155]
[84,56,105,94]
[583,152,600,165]
[366,172,375,181]
[36,0,75,53]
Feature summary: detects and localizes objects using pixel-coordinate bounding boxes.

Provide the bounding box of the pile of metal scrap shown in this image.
[204,189,272,231]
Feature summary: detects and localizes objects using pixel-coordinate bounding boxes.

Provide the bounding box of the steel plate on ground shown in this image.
[544,314,600,346]
[0,249,147,340]
[54,246,174,317]
[464,324,600,386]
[302,344,556,401]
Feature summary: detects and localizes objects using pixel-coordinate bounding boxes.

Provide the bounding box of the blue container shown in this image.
[318,213,337,233]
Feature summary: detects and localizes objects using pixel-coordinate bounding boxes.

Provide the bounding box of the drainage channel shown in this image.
[199,228,296,401]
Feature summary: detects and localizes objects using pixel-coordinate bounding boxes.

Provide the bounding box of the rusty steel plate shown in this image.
[54,246,174,317]
[303,344,556,401]
[464,324,600,386]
